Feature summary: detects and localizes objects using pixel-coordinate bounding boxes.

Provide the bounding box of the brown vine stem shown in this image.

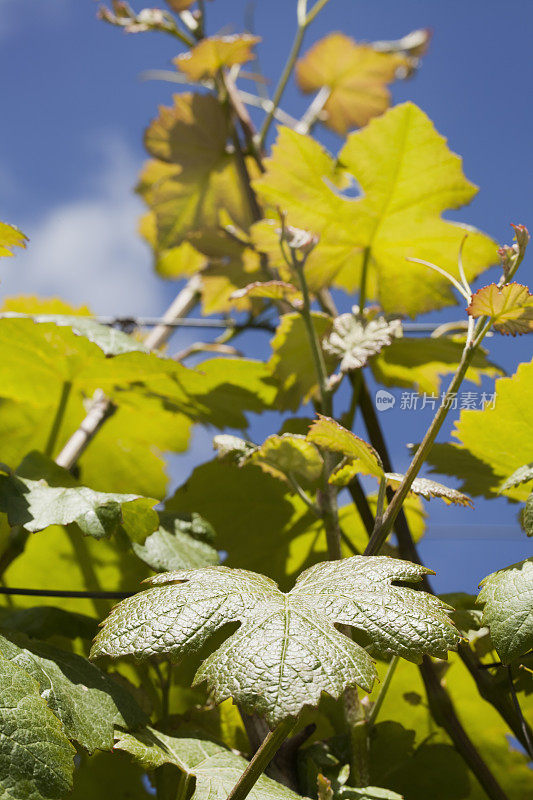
[226,718,296,800]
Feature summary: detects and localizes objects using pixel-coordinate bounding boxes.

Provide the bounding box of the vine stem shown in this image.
[367,656,399,727]
[44,381,72,459]
[507,666,533,758]
[226,718,296,800]
[258,0,331,149]
[364,328,486,556]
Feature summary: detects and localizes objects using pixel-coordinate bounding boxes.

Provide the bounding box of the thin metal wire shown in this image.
[0,587,133,599]
[0,313,457,334]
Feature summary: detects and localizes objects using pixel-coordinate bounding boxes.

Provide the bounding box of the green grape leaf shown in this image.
[115,728,306,800]
[91,558,459,726]
[371,335,503,395]
[384,473,473,508]
[165,458,426,587]
[0,654,74,800]
[268,312,335,411]
[253,104,497,316]
[521,492,533,537]
[323,310,402,372]
[307,416,384,479]
[295,32,410,134]
[427,359,533,500]
[132,512,219,572]
[0,632,148,753]
[477,558,533,663]
[0,466,158,540]
[251,433,323,487]
[0,606,98,641]
[0,221,27,257]
[500,463,533,492]
[467,283,533,335]
[174,34,260,81]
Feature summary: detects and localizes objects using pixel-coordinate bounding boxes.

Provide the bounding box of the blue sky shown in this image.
[1,0,532,591]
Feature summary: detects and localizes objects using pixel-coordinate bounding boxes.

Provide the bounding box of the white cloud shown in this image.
[0,136,168,316]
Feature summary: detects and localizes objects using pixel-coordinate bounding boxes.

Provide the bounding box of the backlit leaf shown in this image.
[268,312,334,411]
[477,558,533,663]
[307,416,384,479]
[92,558,459,726]
[427,359,533,500]
[253,104,497,316]
[0,221,27,257]
[174,34,260,81]
[467,282,533,335]
[384,473,473,507]
[139,93,256,254]
[295,33,409,134]
[0,654,74,800]
[165,459,425,587]
[323,309,402,372]
[251,433,323,487]
[371,335,503,394]
[115,728,305,800]
[231,280,302,307]
[0,633,148,753]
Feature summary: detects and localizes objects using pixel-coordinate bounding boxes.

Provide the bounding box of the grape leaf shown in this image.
[477,558,533,663]
[132,512,219,572]
[427,359,533,500]
[0,606,98,641]
[268,313,335,411]
[115,728,306,800]
[251,433,323,487]
[370,335,503,395]
[295,33,409,134]
[521,492,533,537]
[500,463,533,492]
[323,310,402,372]
[91,557,459,726]
[174,34,260,81]
[384,473,473,508]
[0,465,158,540]
[165,458,426,587]
[467,283,533,335]
[0,221,27,257]
[139,93,256,253]
[0,654,74,800]
[8,314,147,355]
[253,104,497,316]
[307,416,384,479]
[231,280,303,307]
[0,633,147,753]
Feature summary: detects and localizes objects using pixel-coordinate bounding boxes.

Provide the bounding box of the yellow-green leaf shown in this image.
[174,34,260,81]
[371,335,503,394]
[253,104,497,316]
[268,312,334,411]
[139,93,256,252]
[0,221,27,257]
[427,359,533,501]
[251,433,323,487]
[307,415,384,479]
[296,32,409,134]
[467,282,533,335]
[231,280,302,307]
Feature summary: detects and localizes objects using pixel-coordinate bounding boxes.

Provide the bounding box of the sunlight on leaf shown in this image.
[92,558,459,726]
[307,416,384,479]
[467,282,533,335]
[477,558,533,663]
[384,473,473,508]
[0,221,27,257]
[174,34,261,81]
